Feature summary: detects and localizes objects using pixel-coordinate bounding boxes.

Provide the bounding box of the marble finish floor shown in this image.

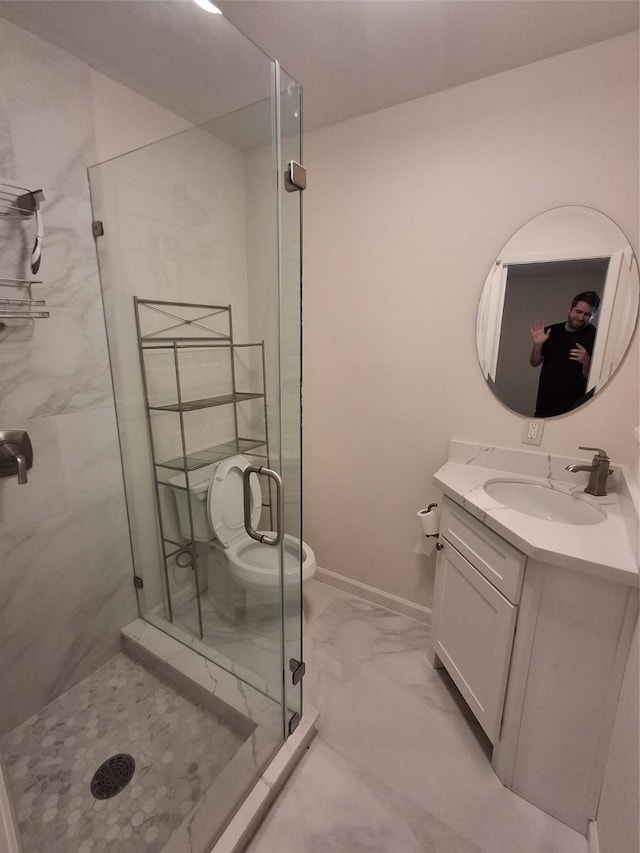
[0,653,248,853]
[167,593,300,700]
[245,579,588,853]
[173,595,281,670]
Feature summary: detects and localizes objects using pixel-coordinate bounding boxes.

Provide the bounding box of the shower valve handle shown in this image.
[0,429,33,484]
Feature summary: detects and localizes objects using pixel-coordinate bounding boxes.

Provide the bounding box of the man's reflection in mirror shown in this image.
[529,291,601,417]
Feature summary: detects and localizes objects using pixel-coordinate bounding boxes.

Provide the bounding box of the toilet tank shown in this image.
[169,467,214,541]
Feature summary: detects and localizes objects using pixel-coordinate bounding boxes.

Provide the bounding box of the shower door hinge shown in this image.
[285,161,306,192]
[289,658,305,685]
[288,712,301,735]
[92,220,104,238]
[133,575,144,589]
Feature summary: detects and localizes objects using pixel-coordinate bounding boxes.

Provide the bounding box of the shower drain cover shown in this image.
[90,754,136,799]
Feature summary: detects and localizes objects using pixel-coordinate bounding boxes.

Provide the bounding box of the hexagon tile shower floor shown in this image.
[0,653,247,853]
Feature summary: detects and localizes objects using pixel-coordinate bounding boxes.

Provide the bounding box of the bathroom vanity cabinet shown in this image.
[429,497,524,743]
[430,494,638,835]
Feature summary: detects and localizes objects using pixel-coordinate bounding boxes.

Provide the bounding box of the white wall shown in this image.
[302,32,639,609]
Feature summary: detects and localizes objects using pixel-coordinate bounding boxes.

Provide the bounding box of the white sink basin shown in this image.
[484,479,607,525]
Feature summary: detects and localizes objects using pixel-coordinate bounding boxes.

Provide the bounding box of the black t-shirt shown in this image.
[535,322,597,417]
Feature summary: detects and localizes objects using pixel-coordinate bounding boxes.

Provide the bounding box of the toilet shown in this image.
[171,454,316,615]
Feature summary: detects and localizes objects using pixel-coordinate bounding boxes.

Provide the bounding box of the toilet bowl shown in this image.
[171,455,316,606]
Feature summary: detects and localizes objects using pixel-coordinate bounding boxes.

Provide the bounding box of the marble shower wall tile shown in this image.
[0,415,68,534]
[0,193,114,421]
[0,494,136,736]
[0,16,138,735]
[0,300,114,420]
[56,407,128,510]
[0,18,97,199]
[30,192,105,310]
[0,407,127,531]
[0,407,137,735]
[0,18,111,423]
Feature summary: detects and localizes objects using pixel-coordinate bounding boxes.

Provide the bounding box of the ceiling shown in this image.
[0,0,637,132]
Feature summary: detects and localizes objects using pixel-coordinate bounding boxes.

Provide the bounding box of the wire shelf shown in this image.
[0,182,35,220]
[1,181,48,325]
[148,390,264,413]
[157,438,267,474]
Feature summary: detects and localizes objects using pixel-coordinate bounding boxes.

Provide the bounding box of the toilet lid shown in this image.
[207,455,261,547]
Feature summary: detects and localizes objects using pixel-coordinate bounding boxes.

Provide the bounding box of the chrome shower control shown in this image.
[0,429,33,484]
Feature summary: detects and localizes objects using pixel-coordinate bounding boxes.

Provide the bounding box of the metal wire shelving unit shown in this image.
[134,297,271,638]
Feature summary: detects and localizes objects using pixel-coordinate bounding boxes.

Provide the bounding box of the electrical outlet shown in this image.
[522,418,544,445]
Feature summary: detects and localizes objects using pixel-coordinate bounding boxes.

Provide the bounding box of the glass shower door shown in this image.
[88,49,303,852]
[278,66,305,734]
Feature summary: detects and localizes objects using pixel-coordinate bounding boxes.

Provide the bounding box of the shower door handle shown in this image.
[243,465,284,546]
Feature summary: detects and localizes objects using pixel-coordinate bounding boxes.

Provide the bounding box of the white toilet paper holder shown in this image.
[417,502,443,549]
[415,503,444,556]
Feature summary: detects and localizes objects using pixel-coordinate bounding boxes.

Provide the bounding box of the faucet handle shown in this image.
[0,429,33,484]
[579,445,609,458]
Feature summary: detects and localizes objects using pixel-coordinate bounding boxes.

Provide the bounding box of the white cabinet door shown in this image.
[431,541,517,744]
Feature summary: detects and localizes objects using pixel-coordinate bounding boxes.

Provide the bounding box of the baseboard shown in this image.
[587,820,600,853]
[315,567,431,625]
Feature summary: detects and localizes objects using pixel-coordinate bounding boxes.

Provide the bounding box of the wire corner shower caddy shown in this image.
[0,181,49,329]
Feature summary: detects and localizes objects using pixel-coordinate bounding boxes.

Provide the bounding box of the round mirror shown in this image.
[476,206,639,418]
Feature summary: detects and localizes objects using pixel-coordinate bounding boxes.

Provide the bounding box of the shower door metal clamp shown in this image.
[285,161,306,192]
[290,658,305,685]
[288,712,301,735]
[243,465,284,546]
[0,429,33,484]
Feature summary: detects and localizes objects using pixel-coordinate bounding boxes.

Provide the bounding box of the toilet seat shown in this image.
[207,455,261,547]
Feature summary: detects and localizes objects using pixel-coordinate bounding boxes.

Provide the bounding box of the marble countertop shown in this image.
[434,459,639,588]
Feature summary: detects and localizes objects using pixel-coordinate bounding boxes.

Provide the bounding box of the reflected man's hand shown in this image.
[570,342,590,378]
[570,342,589,365]
[530,321,550,347]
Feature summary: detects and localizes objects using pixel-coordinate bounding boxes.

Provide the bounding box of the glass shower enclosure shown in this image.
[87,29,304,853]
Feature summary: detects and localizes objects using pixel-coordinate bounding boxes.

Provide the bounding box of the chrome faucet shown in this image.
[565,446,612,496]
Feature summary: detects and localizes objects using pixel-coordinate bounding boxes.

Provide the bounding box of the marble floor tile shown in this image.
[169,594,287,695]
[302,578,353,625]
[245,581,588,853]
[246,738,485,853]
[168,583,321,699]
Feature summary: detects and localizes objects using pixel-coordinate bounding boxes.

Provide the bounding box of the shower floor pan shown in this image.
[0,652,252,853]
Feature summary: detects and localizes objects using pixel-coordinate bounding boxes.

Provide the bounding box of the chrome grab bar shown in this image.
[243,465,284,546]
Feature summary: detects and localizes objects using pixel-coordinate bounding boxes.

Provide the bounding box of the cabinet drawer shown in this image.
[440,497,525,603]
